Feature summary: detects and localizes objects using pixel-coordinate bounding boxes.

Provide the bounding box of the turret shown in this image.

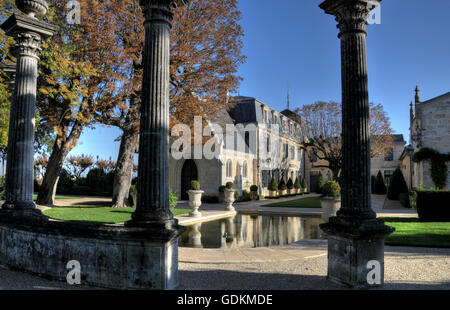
[415,85,421,104]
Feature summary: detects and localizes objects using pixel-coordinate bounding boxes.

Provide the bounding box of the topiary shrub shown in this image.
[218,185,226,193]
[190,180,201,191]
[373,171,387,195]
[371,175,377,194]
[416,190,450,222]
[316,174,324,194]
[278,179,287,191]
[387,167,409,200]
[236,190,251,202]
[322,181,341,198]
[286,178,294,190]
[301,178,307,189]
[294,178,301,189]
[225,181,234,189]
[268,178,278,191]
[250,185,258,192]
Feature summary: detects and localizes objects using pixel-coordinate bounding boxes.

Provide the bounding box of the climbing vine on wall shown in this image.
[413,148,450,189]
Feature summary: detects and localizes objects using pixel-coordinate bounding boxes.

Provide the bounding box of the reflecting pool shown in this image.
[179,214,324,249]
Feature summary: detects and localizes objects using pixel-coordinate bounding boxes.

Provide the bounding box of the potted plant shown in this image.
[319,181,341,222]
[187,180,204,217]
[278,179,287,196]
[224,181,236,211]
[250,185,258,200]
[268,177,278,197]
[301,178,308,193]
[287,178,294,195]
[294,178,301,194]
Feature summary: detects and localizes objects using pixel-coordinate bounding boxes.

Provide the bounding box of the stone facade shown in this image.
[407,88,450,189]
[370,135,406,184]
[169,96,310,199]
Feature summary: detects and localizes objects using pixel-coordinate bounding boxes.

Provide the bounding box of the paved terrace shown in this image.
[2,194,447,290]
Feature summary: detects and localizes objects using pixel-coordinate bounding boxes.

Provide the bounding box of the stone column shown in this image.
[127,0,187,228]
[0,1,57,220]
[319,0,394,288]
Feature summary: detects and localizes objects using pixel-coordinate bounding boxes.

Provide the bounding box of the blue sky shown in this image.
[72,0,450,161]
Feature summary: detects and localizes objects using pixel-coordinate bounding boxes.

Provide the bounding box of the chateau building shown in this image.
[169,96,311,199]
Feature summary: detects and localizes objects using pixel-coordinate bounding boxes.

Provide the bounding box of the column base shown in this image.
[320,217,394,289]
[0,201,48,223]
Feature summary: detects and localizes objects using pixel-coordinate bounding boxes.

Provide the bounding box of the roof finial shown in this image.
[415,85,421,103]
[287,90,290,110]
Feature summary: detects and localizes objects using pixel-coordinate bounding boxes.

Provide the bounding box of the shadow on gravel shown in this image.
[178,269,450,290]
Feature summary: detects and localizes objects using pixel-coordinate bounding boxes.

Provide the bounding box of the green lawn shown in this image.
[264,197,321,208]
[43,205,191,224]
[383,217,450,248]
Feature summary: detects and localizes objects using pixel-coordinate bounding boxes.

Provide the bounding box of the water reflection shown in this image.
[179,214,324,249]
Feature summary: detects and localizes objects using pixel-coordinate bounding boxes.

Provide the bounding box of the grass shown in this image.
[264,197,321,208]
[383,217,450,248]
[43,205,191,224]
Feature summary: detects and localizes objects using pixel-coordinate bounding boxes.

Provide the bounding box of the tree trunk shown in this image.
[112,128,138,208]
[36,122,84,205]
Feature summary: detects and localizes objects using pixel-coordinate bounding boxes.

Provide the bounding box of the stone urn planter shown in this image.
[224,188,236,211]
[188,190,204,217]
[16,0,49,18]
[319,197,341,222]
[268,190,277,197]
[279,189,287,196]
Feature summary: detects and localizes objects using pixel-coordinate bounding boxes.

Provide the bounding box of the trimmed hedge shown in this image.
[387,168,408,200]
[416,190,450,222]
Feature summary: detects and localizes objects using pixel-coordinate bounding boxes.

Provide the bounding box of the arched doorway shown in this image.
[181,160,198,200]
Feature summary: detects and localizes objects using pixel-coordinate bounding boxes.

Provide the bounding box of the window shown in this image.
[298,149,302,162]
[243,161,248,178]
[291,146,295,160]
[284,143,289,159]
[245,132,250,153]
[226,160,233,178]
[384,148,394,161]
[266,136,270,153]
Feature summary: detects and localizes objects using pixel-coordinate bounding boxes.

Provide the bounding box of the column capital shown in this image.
[139,0,188,25]
[1,13,58,59]
[320,0,380,37]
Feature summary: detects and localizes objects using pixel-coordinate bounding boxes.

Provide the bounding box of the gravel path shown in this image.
[178,246,450,290]
[0,246,448,290]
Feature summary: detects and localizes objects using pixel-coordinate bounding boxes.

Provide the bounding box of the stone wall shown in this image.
[415,95,450,189]
[0,221,181,289]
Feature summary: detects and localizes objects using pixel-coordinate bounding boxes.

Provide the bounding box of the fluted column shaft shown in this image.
[339,30,374,220]
[130,1,179,226]
[1,9,57,219]
[323,0,379,221]
[3,32,41,213]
